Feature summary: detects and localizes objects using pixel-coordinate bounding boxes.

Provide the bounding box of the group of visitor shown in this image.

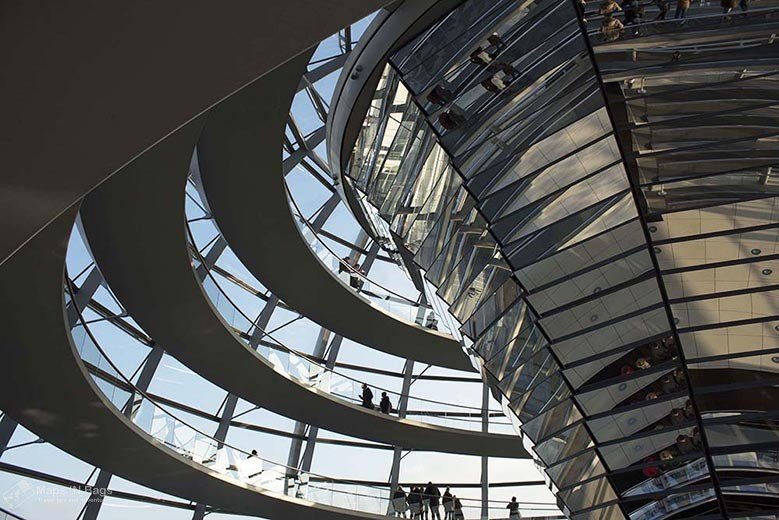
[615,337,689,405]
[619,336,678,376]
[642,427,703,478]
[432,32,517,131]
[422,0,758,140]
[391,483,446,519]
[584,0,754,42]
[360,383,393,414]
[391,484,522,519]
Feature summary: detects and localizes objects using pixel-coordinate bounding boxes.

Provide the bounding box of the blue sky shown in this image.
[0,13,561,520]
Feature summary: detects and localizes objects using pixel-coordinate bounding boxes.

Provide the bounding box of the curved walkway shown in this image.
[78,58,528,458]
[591,6,779,52]
[0,203,386,520]
[196,42,473,373]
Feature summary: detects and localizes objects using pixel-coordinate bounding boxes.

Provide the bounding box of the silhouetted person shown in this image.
[487,32,505,50]
[673,367,686,385]
[338,255,352,274]
[655,0,670,20]
[661,374,678,394]
[425,312,439,330]
[453,496,464,520]
[676,434,695,455]
[349,262,364,289]
[438,110,466,131]
[424,482,441,519]
[380,392,392,414]
[360,383,374,409]
[684,399,695,420]
[426,85,453,106]
[660,449,678,470]
[500,63,520,81]
[442,488,454,519]
[650,341,670,362]
[623,0,641,24]
[409,487,423,519]
[392,486,409,518]
[669,407,686,425]
[692,427,702,448]
[507,496,521,519]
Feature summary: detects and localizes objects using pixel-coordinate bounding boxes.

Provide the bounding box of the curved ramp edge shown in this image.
[197,49,473,373]
[0,205,386,520]
[78,61,529,459]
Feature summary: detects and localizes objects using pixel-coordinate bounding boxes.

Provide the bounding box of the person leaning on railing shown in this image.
[423,482,442,519]
[337,255,364,290]
[442,488,454,519]
[507,496,522,519]
[452,496,464,520]
[392,486,409,518]
[408,487,423,518]
[338,256,350,274]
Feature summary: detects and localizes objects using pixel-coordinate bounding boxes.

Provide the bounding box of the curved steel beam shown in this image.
[198,47,474,372]
[0,177,387,520]
[79,56,527,458]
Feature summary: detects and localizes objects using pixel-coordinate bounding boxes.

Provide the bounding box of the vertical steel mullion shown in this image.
[480,382,490,520]
[387,359,415,515]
